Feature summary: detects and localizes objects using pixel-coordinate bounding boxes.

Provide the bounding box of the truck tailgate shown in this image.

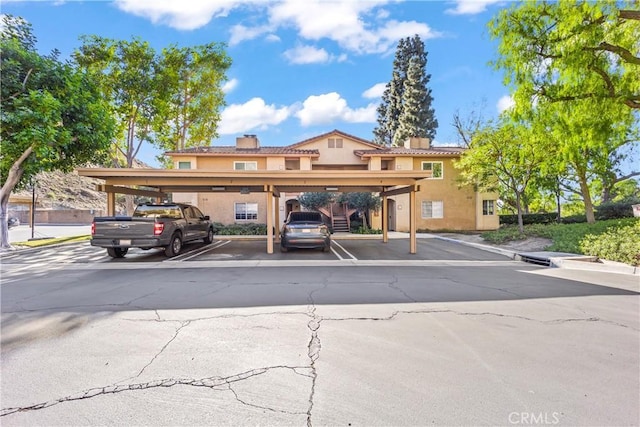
[93,218,157,239]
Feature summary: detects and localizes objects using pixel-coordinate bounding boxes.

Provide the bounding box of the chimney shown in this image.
[404,137,431,149]
[236,134,259,149]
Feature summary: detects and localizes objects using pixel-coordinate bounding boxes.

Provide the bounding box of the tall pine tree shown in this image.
[373,35,437,146]
[394,58,425,146]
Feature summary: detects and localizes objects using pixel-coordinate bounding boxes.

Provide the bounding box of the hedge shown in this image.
[499,213,557,225]
[580,220,640,266]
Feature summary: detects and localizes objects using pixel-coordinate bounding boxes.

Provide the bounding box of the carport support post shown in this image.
[382,194,388,243]
[107,192,116,216]
[274,193,280,243]
[410,188,417,254]
[266,186,274,254]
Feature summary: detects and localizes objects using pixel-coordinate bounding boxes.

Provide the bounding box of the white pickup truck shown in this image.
[91,203,214,258]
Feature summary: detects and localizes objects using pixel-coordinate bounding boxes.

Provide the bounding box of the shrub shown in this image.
[595,198,639,220]
[212,222,267,235]
[352,226,382,234]
[580,220,640,266]
[499,213,557,225]
[560,214,587,224]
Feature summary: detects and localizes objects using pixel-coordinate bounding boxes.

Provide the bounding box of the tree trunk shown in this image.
[0,146,34,249]
[516,191,524,233]
[577,171,596,223]
[555,179,562,223]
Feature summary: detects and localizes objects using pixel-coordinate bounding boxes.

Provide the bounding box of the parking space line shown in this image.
[330,246,344,260]
[171,240,231,262]
[332,240,357,260]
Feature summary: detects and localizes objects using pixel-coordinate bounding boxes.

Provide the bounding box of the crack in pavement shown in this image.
[387,275,417,302]
[305,281,327,427]
[226,383,307,416]
[322,309,637,330]
[0,365,310,417]
[132,320,192,379]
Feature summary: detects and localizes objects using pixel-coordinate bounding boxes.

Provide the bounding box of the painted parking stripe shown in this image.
[331,240,357,260]
[171,240,231,262]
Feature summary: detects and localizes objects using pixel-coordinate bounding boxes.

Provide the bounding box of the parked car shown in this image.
[280,211,331,252]
[7,217,20,229]
[91,203,214,258]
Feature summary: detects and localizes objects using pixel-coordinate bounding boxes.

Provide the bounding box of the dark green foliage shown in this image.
[338,192,381,229]
[298,192,334,211]
[211,222,267,235]
[499,213,557,225]
[595,198,640,220]
[560,214,588,224]
[373,35,437,146]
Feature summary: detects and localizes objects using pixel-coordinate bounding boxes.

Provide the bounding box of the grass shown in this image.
[481,218,639,254]
[13,234,91,248]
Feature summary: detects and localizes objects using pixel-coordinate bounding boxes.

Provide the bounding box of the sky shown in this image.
[1,0,515,167]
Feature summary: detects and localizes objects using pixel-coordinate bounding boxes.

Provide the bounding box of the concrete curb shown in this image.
[433,236,518,259]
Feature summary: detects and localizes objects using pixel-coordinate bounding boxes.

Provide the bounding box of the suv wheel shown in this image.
[204,228,214,244]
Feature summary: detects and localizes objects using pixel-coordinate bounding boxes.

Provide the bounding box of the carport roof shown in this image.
[76,168,433,196]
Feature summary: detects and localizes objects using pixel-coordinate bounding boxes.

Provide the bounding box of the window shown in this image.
[235,202,258,221]
[422,201,444,219]
[421,161,443,179]
[328,138,343,148]
[234,161,257,170]
[483,200,495,216]
[178,161,191,169]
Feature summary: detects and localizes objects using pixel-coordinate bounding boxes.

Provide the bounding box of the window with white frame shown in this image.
[421,161,443,179]
[483,200,495,216]
[177,161,191,169]
[235,202,258,221]
[422,200,444,219]
[234,161,257,170]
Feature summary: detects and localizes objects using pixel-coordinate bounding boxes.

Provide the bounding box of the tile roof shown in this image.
[166,146,320,156]
[354,146,465,156]
[288,129,382,149]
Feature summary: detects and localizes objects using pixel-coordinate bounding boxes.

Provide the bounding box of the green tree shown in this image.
[154,43,231,165]
[298,192,335,211]
[374,35,437,146]
[338,192,381,230]
[489,0,640,111]
[0,15,115,248]
[455,118,552,232]
[393,58,427,146]
[542,99,637,223]
[74,36,161,169]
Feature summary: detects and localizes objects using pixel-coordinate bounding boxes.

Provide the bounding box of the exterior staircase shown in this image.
[318,202,356,233]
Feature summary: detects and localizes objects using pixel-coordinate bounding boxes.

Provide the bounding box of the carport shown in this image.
[76,168,432,254]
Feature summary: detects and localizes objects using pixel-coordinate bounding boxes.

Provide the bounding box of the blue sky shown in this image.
[2,0,514,166]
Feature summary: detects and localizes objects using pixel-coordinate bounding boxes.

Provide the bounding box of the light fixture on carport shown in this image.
[325,187,338,191]
[211,186,226,191]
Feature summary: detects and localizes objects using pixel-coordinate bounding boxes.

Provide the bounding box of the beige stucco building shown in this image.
[165,130,499,233]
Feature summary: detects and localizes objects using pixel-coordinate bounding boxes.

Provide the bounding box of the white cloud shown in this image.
[222,78,239,94]
[283,44,347,65]
[295,92,377,126]
[229,24,270,46]
[362,83,387,99]
[268,0,440,55]
[445,0,503,15]
[219,98,292,135]
[113,0,246,30]
[113,0,442,57]
[496,95,515,113]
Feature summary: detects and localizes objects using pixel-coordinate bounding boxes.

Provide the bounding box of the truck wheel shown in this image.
[203,228,214,244]
[165,233,182,257]
[107,247,128,258]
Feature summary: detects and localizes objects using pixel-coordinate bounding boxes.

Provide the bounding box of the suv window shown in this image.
[133,205,182,219]
[287,212,323,223]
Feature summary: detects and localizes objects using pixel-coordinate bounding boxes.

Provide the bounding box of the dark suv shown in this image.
[280,211,331,252]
